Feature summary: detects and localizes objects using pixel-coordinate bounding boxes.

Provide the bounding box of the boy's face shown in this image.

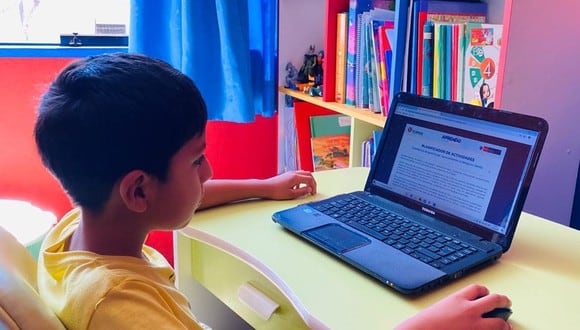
[151,133,212,229]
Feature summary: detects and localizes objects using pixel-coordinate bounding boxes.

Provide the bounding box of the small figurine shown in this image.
[284,62,298,90]
[284,62,299,107]
[312,50,324,87]
[297,45,318,84]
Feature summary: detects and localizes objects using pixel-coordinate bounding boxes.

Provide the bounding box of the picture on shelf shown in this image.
[311,134,350,171]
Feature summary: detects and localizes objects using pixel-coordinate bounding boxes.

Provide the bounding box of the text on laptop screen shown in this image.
[371,104,540,235]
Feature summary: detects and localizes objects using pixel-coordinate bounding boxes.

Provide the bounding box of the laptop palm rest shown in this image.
[304,224,370,254]
[304,223,446,292]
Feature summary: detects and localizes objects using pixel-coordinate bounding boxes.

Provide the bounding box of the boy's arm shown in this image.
[198,170,317,210]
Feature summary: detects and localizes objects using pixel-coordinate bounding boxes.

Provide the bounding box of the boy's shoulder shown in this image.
[38,211,198,328]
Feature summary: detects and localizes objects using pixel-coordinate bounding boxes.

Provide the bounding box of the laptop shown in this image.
[272,92,548,295]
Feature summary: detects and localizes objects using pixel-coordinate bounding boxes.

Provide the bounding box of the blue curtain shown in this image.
[129,0,278,122]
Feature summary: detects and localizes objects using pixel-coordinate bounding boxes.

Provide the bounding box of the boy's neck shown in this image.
[69,208,150,259]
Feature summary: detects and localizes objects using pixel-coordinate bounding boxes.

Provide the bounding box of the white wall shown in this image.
[500,0,580,226]
[277,0,325,173]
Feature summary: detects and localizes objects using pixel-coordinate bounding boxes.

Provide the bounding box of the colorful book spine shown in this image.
[444,23,452,100]
[370,19,382,113]
[335,12,348,103]
[413,0,488,95]
[378,22,394,115]
[421,21,433,96]
[456,23,466,102]
[368,10,393,113]
[345,0,373,106]
[322,0,349,102]
[388,0,410,107]
[408,0,421,94]
[432,22,444,99]
[451,23,459,101]
[356,12,369,108]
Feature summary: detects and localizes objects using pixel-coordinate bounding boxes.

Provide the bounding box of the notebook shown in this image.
[272,92,548,295]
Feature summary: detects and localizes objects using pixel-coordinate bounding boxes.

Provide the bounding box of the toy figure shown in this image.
[284,62,298,107]
[297,45,318,84]
[284,62,298,90]
[312,50,324,87]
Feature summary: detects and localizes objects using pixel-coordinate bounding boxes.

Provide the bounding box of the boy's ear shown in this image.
[118,170,155,213]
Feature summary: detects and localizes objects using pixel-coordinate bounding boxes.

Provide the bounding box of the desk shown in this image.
[175,167,580,329]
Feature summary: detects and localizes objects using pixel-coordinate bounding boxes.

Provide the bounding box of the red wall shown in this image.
[0,57,278,262]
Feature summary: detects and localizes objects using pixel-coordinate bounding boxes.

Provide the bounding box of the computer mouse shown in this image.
[482,307,512,321]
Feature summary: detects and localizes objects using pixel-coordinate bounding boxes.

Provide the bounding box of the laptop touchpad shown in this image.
[304,224,371,254]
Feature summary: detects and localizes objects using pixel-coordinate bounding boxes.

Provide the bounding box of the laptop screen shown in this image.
[366,93,547,245]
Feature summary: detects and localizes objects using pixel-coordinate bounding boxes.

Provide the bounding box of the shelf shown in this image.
[279,87,386,128]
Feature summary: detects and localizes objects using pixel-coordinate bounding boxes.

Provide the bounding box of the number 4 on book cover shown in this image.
[463,23,503,109]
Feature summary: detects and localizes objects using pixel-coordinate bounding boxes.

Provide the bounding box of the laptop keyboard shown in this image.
[310,196,479,269]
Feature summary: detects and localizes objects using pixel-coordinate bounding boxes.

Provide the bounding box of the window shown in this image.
[0,0,130,44]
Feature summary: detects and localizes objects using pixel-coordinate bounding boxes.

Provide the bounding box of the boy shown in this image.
[35,53,511,329]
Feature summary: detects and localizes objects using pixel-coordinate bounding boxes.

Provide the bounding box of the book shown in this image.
[309,113,351,172]
[311,134,350,171]
[356,11,370,108]
[348,0,395,107]
[455,22,466,102]
[358,8,394,112]
[399,0,414,94]
[335,12,348,103]
[345,0,374,105]
[412,0,487,95]
[388,0,411,107]
[322,0,350,102]
[361,139,369,166]
[310,114,351,137]
[371,129,383,164]
[293,102,338,172]
[378,22,394,115]
[421,20,433,96]
[432,22,446,99]
[369,9,396,114]
[450,23,459,101]
[444,23,452,100]
[463,23,503,109]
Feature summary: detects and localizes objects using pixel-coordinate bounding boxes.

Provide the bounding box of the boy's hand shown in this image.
[262,170,317,200]
[395,284,512,330]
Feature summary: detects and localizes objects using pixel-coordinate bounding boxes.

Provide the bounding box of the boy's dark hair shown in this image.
[34,53,208,212]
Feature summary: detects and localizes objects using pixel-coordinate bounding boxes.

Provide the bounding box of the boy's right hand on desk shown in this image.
[395,284,512,330]
[261,170,317,200]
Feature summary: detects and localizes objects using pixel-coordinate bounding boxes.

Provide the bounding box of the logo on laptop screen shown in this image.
[408,127,424,136]
[442,135,462,143]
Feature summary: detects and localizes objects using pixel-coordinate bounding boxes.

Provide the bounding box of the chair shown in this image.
[175,229,329,330]
[0,226,65,330]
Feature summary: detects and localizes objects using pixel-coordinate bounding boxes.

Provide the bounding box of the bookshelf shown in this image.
[279,0,507,169]
[280,87,385,127]
[280,0,580,228]
[281,87,385,168]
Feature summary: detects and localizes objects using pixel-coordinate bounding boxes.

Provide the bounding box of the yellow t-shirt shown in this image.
[37,209,203,330]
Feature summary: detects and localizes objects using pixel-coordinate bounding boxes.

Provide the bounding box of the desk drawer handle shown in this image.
[237,283,279,320]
